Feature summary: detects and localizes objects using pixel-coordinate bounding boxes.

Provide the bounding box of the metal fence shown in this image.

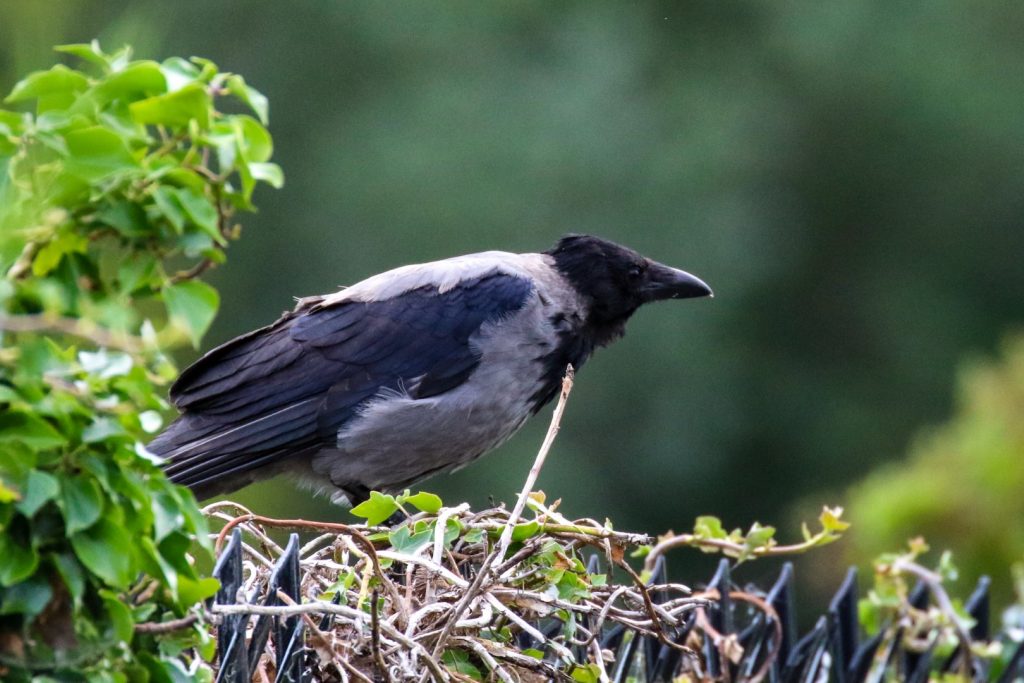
[210,528,1024,682]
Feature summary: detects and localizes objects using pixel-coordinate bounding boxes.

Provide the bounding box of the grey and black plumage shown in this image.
[148,235,712,505]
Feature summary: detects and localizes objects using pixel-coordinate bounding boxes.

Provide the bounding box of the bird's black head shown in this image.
[545,234,712,345]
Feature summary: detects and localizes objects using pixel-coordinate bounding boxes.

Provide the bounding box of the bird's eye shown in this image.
[628,265,644,280]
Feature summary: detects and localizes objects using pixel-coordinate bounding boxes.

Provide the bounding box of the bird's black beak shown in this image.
[641,261,713,302]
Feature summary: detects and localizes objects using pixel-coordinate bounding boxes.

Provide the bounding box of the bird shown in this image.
[148,235,712,506]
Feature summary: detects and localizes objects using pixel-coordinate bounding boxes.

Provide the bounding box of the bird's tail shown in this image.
[148,407,319,500]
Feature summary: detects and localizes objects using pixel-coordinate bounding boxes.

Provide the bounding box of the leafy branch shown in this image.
[0,41,281,680]
[641,505,851,571]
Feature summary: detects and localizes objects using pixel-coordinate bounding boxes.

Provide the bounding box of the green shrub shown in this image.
[845,335,1024,607]
[0,41,280,679]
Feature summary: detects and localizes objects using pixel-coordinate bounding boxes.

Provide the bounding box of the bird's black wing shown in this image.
[149,272,533,496]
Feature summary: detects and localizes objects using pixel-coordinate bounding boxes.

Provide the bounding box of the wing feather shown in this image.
[150,272,534,497]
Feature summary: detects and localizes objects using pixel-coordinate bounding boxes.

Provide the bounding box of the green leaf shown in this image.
[82,416,128,443]
[55,41,115,69]
[153,185,186,233]
[94,61,167,101]
[71,519,136,587]
[350,491,399,526]
[176,575,219,605]
[52,552,85,603]
[463,528,485,544]
[64,126,140,181]
[0,478,19,504]
[0,532,39,586]
[129,83,211,129]
[5,64,89,106]
[16,469,60,517]
[402,491,442,514]
[744,522,776,549]
[0,574,53,619]
[116,253,158,296]
[249,162,284,189]
[32,231,89,276]
[98,200,150,237]
[694,515,728,540]
[0,412,66,450]
[819,506,850,533]
[511,520,541,542]
[174,187,222,242]
[160,57,201,92]
[100,588,135,644]
[388,524,433,555]
[61,475,104,534]
[152,490,185,542]
[571,664,602,683]
[233,115,273,162]
[442,649,482,680]
[163,280,220,347]
[226,74,269,124]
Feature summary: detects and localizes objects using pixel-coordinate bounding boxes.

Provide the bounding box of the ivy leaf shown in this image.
[570,664,602,683]
[174,187,222,243]
[129,83,211,129]
[32,231,89,276]
[226,74,269,124]
[64,126,140,181]
[442,650,482,680]
[0,478,19,503]
[100,589,135,644]
[462,528,485,544]
[16,469,60,517]
[52,552,85,603]
[0,412,66,450]
[153,185,187,233]
[511,520,541,542]
[693,515,728,540]
[93,61,167,102]
[0,574,53,619]
[249,162,284,189]
[61,475,104,535]
[350,491,399,526]
[819,506,850,533]
[176,575,220,605]
[0,533,40,586]
[71,519,136,587]
[402,491,442,514]
[388,524,433,555]
[5,64,89,107]
[233,115,273,162]
[163,280,220,348]
[54,41,115,70]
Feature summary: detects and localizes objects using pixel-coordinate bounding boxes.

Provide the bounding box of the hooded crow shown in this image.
[149,235,712,505]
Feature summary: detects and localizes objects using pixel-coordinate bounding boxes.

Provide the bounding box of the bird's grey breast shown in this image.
[310,258,585,496]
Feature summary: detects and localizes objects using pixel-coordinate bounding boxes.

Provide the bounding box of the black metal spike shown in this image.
[701,559,734,680]
[782,616,827,683]
[766,562,797,679]
[848,630,884,683]
[940,575,992,678]
[213,529,249,683]
[901,581,931,678]
[996,638,1024,683]
[827,566,859,683]
[274,534,305,683]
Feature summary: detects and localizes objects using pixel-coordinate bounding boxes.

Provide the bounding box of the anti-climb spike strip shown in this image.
[211,537,1024,682]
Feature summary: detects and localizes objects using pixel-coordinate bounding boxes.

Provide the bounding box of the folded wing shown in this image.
[149,272,533,497]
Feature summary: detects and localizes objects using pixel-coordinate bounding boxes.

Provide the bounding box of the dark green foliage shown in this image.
[0,42,279,678]
[846,337,1024,609]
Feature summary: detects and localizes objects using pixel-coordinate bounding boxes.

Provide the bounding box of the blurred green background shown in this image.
[3,1,1023,606]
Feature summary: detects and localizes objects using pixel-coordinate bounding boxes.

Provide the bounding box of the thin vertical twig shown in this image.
[497,364,574,560]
